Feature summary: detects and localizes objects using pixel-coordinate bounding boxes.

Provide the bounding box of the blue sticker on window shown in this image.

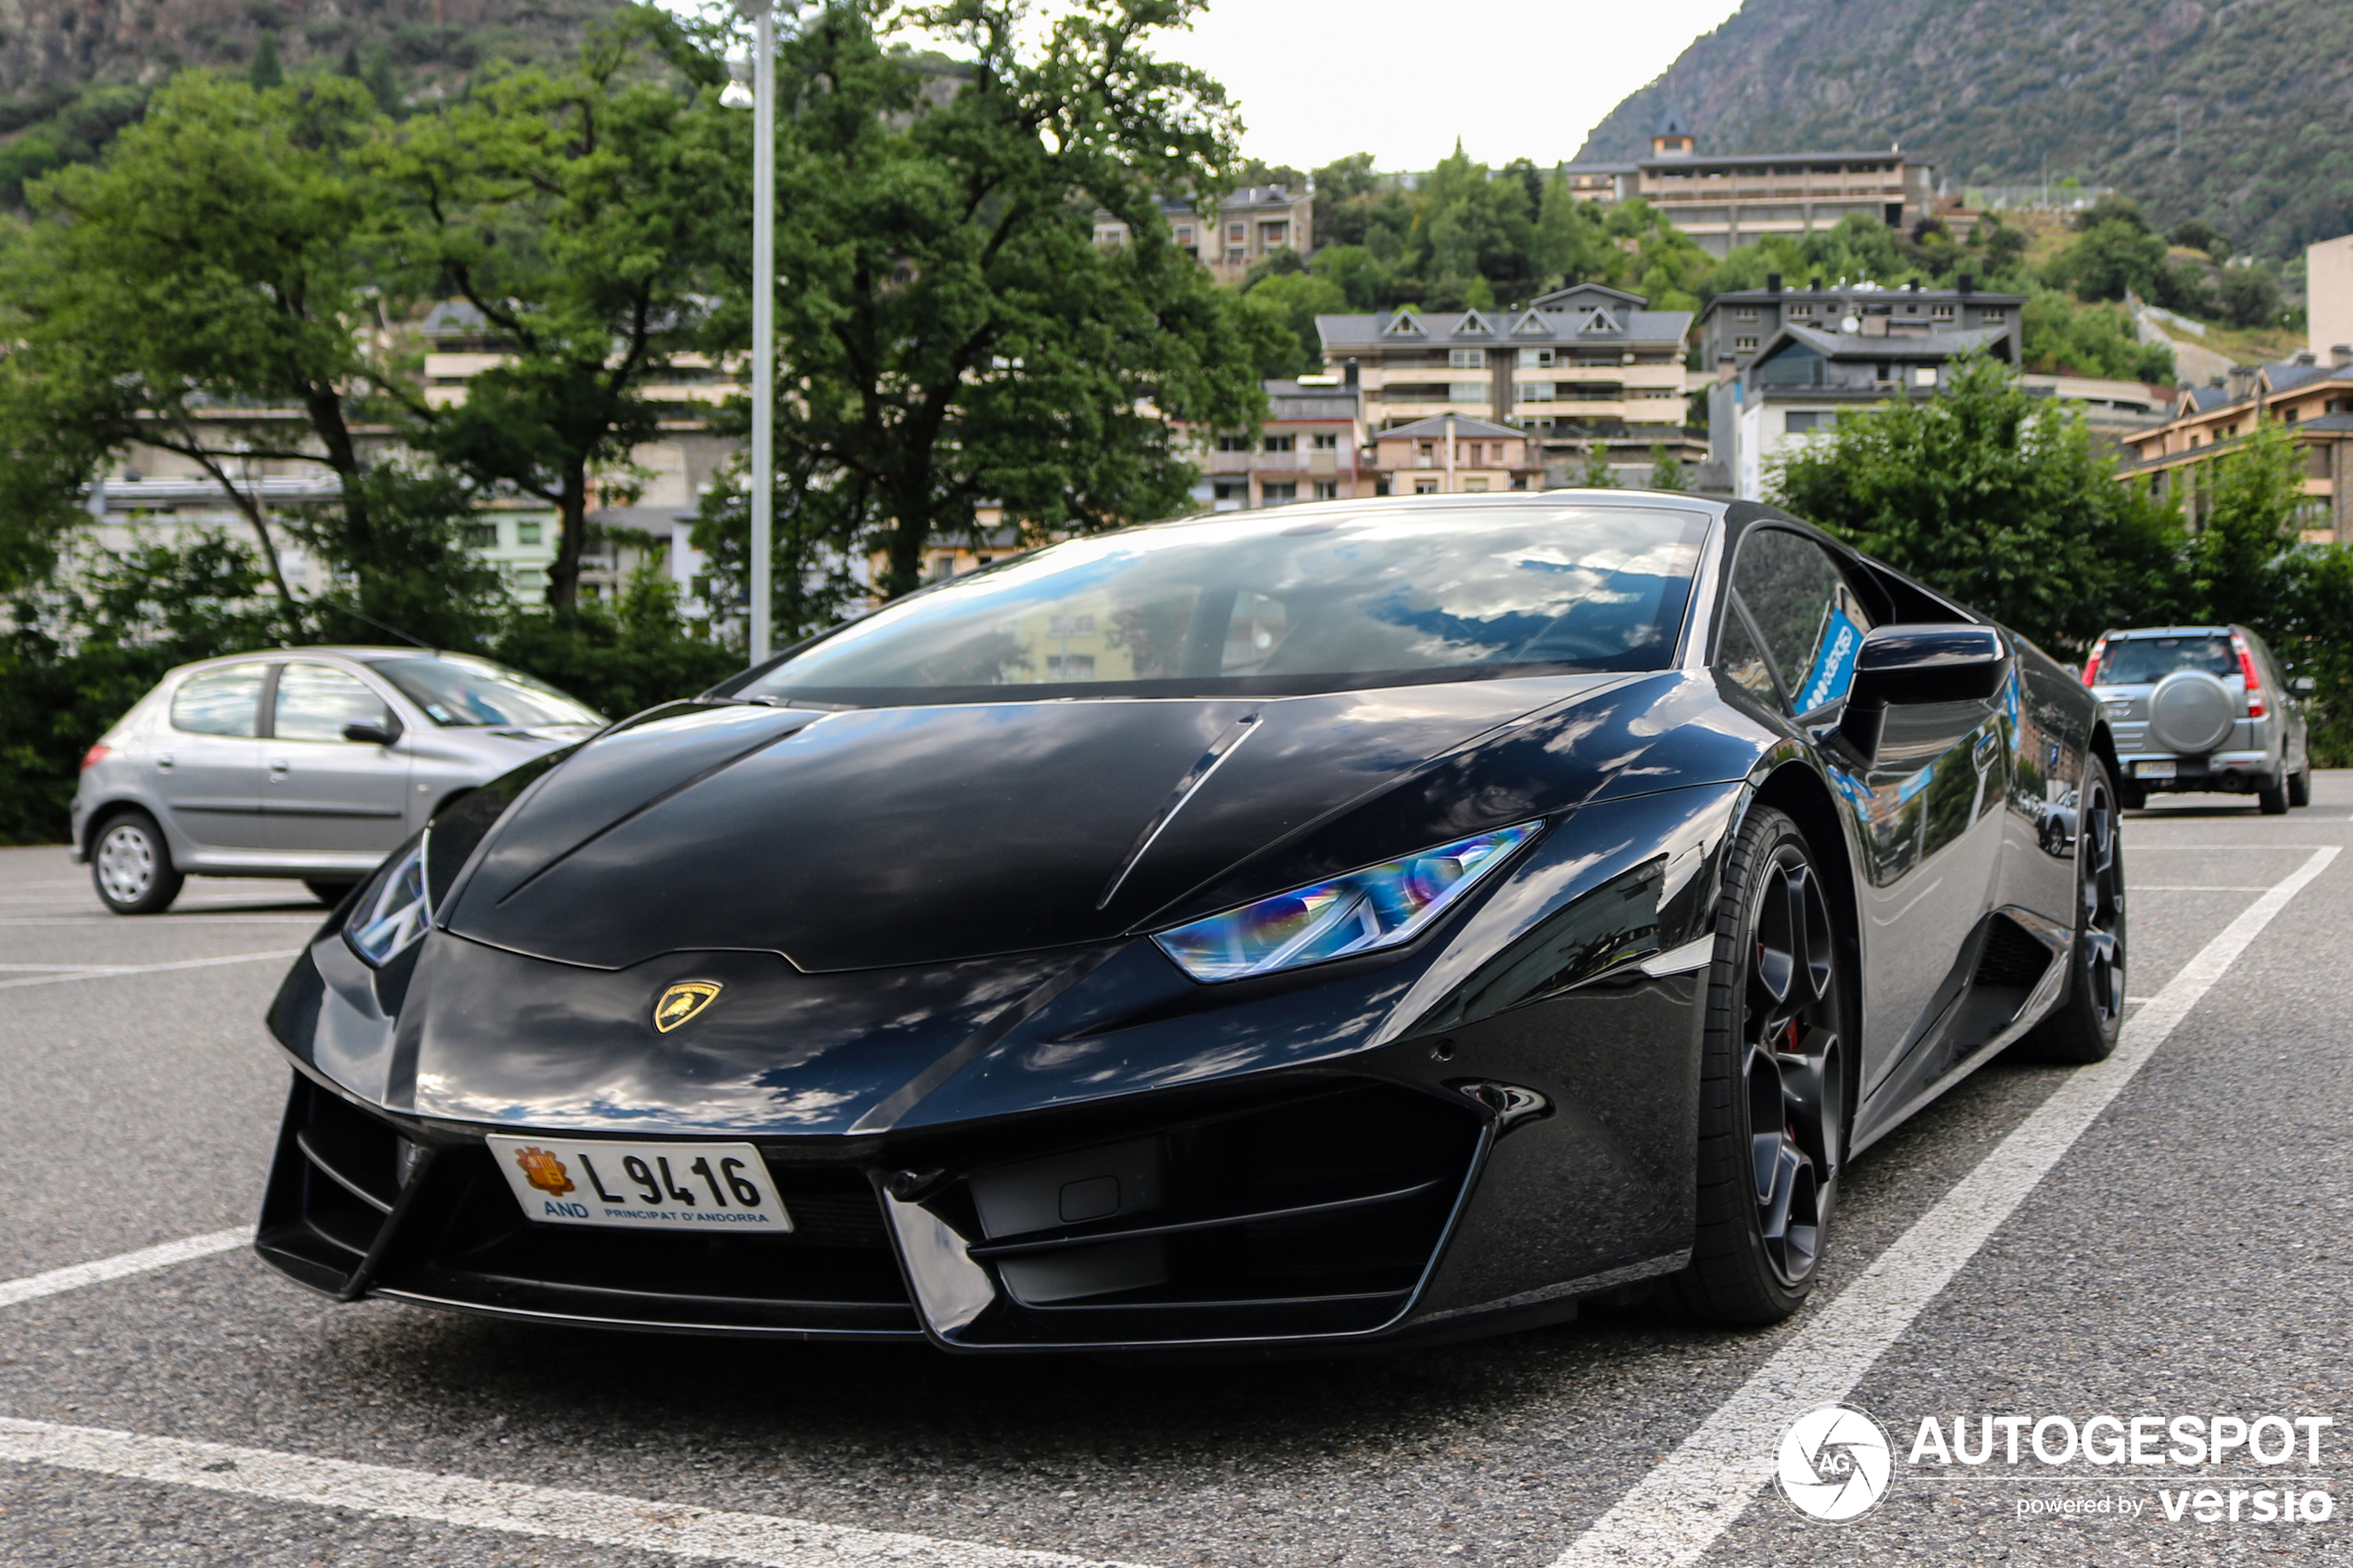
[1796,608,1862,713]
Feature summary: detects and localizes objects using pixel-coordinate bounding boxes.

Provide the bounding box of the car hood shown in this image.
[440,682,1611,972]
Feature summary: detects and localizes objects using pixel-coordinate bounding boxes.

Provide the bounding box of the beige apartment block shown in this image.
[1365,415,1542,495]
[1559,121,1938,257]
[1092,186,1314,285]
[2308,233,2353,363]
[2119,351,2353,542]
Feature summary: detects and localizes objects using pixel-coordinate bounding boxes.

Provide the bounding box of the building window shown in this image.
[1519,383,1555,403]
[1227,223,1245,244]
[1464,477,1491,492]
[1414,479,1439,495]
[1260,221,1288,246]
[1314,481,1338,499]
[463,522,497,547]
[1734,307,1758,321]
[1735,336,1758,351]
[1449,348,1489,369]
[1784,411,1827,433]
[1047,613,1098,635]
[1263,433,1295,453]
[1930,303,1956,320]
[1092,225,1125,245]
[1045,654,1096,680]
[1517,347,1555,368]
[1212,481,1246,509]
[1215,433,1252,451]
[516,521,542,546]
[1311,432,1338,450]
[1788,304,1812,319]
[1262,482,1298,506]
[1981,307,2007,322]
[1175,225,1192,245]
[1450,383,1489,403]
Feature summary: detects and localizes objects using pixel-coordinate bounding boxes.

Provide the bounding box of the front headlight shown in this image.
[1154,822,1541,983]
[344,834,431,968]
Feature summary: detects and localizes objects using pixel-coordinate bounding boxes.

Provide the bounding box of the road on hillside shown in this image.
[3,781,2349,1567]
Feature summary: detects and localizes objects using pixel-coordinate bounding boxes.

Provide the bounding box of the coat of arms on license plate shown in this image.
[512,1146,575,1197]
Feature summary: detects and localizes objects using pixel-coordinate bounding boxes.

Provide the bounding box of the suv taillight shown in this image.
[2082,639,2107,685]
[2231,633,2266,718]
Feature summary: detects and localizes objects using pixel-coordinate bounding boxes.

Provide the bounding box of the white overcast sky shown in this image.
[1151,0,1745,171]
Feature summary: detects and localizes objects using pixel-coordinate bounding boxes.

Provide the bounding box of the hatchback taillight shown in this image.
[80,744,109,771]
[2231,633,2266,718]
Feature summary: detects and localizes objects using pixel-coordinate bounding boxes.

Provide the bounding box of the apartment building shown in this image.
[1710,320,2018,500]
[1365,415,1543,495]
[1193,378,1369,511]
[2119,351,2353,541]
[1092,186,1314,285]
[1560,122,1939,257]
[1315,282,1693,479]
[1696,277,2026,370]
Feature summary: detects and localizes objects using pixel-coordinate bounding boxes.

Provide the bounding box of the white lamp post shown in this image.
[725,0,785,665]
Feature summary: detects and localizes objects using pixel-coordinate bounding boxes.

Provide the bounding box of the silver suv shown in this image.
[2086,624,2312,813]
[71,647,607,914]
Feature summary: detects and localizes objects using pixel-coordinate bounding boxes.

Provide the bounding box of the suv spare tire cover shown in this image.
[2147,669,2235,755]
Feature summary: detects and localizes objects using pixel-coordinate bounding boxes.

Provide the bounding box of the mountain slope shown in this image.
[1576,0,2353,260]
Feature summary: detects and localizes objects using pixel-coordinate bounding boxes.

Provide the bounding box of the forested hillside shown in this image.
[1577,0,2353,261]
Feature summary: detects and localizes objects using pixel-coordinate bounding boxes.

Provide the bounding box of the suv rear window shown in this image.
[2098,635,2234,685]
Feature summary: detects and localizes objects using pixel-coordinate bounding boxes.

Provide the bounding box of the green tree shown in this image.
[1239,270,1348,378]
[2217,263,2284,329]
[0,72,493,640]
[1578,445,1619,487]
[751,0,1280,600]
[372,7,737,609]
[1767,356,2184,654]
[1647,441,1688,492]
[249,31,284,91]
[2187,420,2304,627]
[2020,289,2175,382]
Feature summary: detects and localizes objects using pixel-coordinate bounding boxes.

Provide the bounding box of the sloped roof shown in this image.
[1761,323,2012,362]
[1529,282,1647,310]
[1317,307,1692,349]
[1375,414,1525,441]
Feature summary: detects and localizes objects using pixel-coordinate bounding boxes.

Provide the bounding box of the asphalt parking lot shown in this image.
[3,781,2350,1567]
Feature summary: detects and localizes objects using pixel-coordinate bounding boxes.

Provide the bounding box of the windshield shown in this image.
[2098,635,2235,686]
[731,506,1710,705]
[369,656,606,728]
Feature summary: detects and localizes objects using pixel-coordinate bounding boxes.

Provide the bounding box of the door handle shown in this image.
[155,755,174,770]
[269,759,291,776]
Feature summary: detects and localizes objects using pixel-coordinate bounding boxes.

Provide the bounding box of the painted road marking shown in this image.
[0,1230,255,1310]
[0,1417,1147,1568]
[1550,845,2339,1568]
[0,950,301,990]
[0,916,320,928]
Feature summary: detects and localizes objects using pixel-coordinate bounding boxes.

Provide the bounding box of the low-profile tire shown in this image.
[1663,804,1848,1327]
[304,879,359,908]
[2288,768,2311,809]
[90,809,183,916]
[2258,772,2289,815]
[2021,758,2127,1064]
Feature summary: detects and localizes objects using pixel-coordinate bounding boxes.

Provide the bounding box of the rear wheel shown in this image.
[2022,759,2126,1064]
[2258,772,2289,815]
[2288,768,2311,809]
[91,810,182,916]
[1666,806,1847,1326]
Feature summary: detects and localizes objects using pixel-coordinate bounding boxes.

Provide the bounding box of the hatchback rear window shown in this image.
[2097,636,2234,685]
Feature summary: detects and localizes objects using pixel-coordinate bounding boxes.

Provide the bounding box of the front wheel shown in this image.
[2022,758,2126,1064]
[91,810,183,915]
[1665,805,1848,1326]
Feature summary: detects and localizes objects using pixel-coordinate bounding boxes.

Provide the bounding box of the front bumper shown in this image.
[257,1065,1496,1349]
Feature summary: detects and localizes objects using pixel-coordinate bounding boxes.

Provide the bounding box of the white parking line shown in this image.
[0,1417,1146,1568]
[2129,884,2274,891]
[0,950,301,990]
[0,1229,255,1310]
[1551,844,2338,1568]
[0,916,321,928]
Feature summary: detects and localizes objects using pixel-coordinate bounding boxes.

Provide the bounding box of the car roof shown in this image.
[2106,626,2237,639]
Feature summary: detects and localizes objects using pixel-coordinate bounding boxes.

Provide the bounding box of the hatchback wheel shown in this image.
[92,810,183,916]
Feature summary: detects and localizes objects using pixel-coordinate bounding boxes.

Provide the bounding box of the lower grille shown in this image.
[256,1075,917,1337]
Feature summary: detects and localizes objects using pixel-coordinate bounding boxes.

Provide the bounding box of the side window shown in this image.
[1724,528,1874,715]
[272,663,391,743]
[1715,609,1780,706]
[170,663,269,737]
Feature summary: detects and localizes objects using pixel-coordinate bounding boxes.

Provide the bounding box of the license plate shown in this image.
[2136,759,2177,779]
[485,1136,792,1233]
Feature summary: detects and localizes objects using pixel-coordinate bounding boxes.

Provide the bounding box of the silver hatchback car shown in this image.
[2085,624,2312,813]
[71,646,607,914]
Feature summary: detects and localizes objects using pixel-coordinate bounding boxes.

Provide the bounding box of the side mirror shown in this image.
[1835,624,2007,758]
[2291,675,2316,697]
[343,719,403,746]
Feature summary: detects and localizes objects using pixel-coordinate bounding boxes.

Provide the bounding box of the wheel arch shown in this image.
[1744,758,1865,1140]
[81,797,165,859]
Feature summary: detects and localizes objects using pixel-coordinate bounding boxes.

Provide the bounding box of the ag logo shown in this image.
[1776,1402,1893,1523]
[653,980,724,1033]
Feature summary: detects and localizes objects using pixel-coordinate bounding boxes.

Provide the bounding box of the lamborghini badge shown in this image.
[654,980,724,1033]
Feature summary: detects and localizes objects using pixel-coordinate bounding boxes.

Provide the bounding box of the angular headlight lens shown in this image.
[344,834,432,968]
[1154,822,1541,983]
